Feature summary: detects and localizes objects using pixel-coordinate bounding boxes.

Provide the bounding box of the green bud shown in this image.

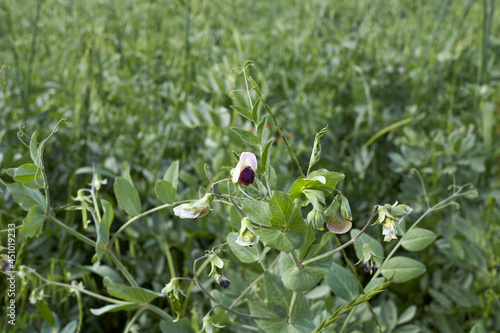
[173,193,213,219]
[161,278,184,300]
[306,208,325,230]
[236,217,259,247]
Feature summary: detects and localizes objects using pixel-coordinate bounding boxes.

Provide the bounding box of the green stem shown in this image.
[229,254,280,309]
[109,202,174,249]
[106,250,138,288]
[193,257,279,321]
[251,80,304,177]
[302,207,377,266]
[181,257,210,316]
[22,265,134,305]
[288,291,298,324]
[370,184,475,282]
[47,215,95,247]
[123,306,148,333]
[163,240,176,279]
[290,251,304,270]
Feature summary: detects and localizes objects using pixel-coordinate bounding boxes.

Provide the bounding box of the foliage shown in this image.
[1,0,499,332]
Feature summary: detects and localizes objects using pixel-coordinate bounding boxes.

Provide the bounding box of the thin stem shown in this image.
[163,240,176,279]
[251,80,304,177]
[302,207,378,266]
[193,257,279,321]
[242,64,254,110]
[222,184,273,229]
[47,215,95,247]
[109,202,175,248]
[229,254,280,309]
[288,291,298,324]
[22,265,134,305]
[145,304,173,321]
[370,184,475,282]
[290,251,304,270]
[106,250,138,288]
[181,256,210,316]
[123,306,148,333]
[90,170,102,224]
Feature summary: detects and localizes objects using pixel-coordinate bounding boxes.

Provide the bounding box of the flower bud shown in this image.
[306,208,325,230]
[236,217,259,247]
[325,195,352,234]
[214,273,231,289]
[231,152,257,186]
[376,202,412,242]
[173,193,213,219]
[161,278,184,299]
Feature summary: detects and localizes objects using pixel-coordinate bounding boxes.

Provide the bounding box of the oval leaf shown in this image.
[325,262,359,301]
[114,177,141,216]
[155,180,177,204]
[380,257,426,283]
[21,205,46,238]
[13,163,40,183]
[401,228,437,251]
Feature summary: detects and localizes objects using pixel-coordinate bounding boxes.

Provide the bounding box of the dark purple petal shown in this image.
[219,278,231,289]
[238,166,255,186]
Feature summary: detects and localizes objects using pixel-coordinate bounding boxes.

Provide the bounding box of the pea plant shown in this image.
[3,65,476,332]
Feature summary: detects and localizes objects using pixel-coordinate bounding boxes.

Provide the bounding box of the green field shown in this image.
[1,0,499,332]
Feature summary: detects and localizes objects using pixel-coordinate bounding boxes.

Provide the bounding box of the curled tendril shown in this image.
[17,123,32,148]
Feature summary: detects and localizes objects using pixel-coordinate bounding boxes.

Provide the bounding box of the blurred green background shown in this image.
[1,0,499,332]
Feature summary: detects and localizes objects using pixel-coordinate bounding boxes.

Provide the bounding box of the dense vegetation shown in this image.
[1,0,499,332]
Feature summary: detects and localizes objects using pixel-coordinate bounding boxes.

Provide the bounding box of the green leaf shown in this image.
[469,323,487,333]
[96,200,114,261]
[231,105,253,122]
[13,163,41,183]
[36,300,55,328]
[252,97,261,123]
[90,303,139,316]
[114,177,141,216]
[401,228,437,251]
[393,325,422,333]
[230,127,259,146]
[397,305,417,325]
[325,262,359,301]
[280,232,334,291]
[256,192,306,253]
[241,200,272,225]
[60,320,78,333]
[258,229,303,254]
[104,277,160,304]
[163,160,179,191]
[262,272,292,309]
[21,205,46,238]
[380,299,398,331]
[258,139,273,174]
[248,288,314,333]
[227,232,260,263]
[307,126,328,173]
[269,191,299,227]
[6,183,46,211]
[256,115,268,143]
[29,130,40,167]
[380,257,426,283]
[290,169,345,205]
[155,180,177,204]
